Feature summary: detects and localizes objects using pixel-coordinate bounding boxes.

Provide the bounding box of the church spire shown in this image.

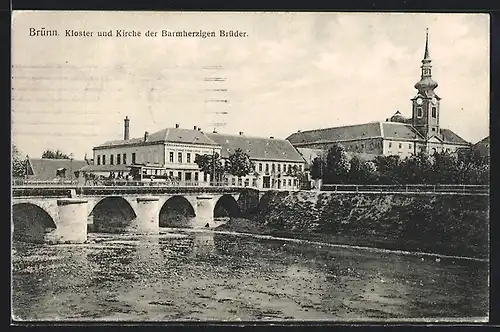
[423,28,431,62]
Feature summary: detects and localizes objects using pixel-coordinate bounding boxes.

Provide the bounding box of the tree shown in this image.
[431,150,459,184]
[225,148,254,183]
[323,144,350,184]
[42,149,70,159]
[12,145,27,178]
[399,151,433,184]
[310,154,326,180]
[373,155,403,184]
[194,152,226,183]
[347,156,379,184]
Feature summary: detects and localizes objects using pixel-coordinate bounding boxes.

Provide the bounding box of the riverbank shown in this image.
[216,191,489,259]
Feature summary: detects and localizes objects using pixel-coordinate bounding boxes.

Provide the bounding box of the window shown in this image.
[299,165,302,171]
[288,165,292,173]
[231,177,236,185]
[431,107,437,118]
[389,142,392,148]
[131,153,136,164]
[194,172,199,181]
[409,144,412,149]
[252,179,257,187]
[417,107,423,118]
[204,173,208,182]
[238,178,242,186]
[265,163,269,173]
[178,152,182,163]
[97,155,101,165]
[185,172,192,181]
[399,143,402,149]
[259,163,262,172]
[288,179,292,186]
[277,164,281,172]
[187,153,191,163]
[169,171,174,177]
[110,155,114,165]
[117,154,121,165]
[432,128,436,132]
[169,152,174,163]
[123,153,127,164]
[244,178,249,187]
[271,164,275,173]
[177,172,182,180]
[103,155,107,165]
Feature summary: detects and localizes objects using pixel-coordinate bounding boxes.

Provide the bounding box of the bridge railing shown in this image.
[12,179,259,189]
[320,184,489,194]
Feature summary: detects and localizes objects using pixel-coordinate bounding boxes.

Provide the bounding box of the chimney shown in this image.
[239,131,244,136]
[213,129,217,133]
[144,131,149,141]
[124,116,130,140]
[198,128,201,131]
[270,136,274,139]
[194,125,197,130]
[175,123,180,129]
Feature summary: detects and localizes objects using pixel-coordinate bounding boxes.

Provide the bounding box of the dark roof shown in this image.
[382,122,425,141]
[287,122,382,145]
[287,121,468,146]
[472,136,489,156]
[440,128,469,145]
[206,133,305,162]
[27,158,88,181]
[95,127,219,148]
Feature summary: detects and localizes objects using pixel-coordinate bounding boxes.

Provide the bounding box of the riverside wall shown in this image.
[218,190,489,259]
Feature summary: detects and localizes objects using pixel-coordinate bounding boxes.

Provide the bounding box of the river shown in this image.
[11,228,488,322]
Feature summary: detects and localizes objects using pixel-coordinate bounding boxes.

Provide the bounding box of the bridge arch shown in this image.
[214,194,241,218]
[12,202,57,243]
[159,195,196,228]
[89,196,136,233]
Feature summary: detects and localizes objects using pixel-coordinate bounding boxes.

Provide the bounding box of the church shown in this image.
[286,30,471,160]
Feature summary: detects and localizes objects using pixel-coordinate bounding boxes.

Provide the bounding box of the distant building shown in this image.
[92,120,220,184]
[206,132,305,189]
[472,136,489,158]
[91,119,306,189]
[25,158,88,182]
[286,30,470,158]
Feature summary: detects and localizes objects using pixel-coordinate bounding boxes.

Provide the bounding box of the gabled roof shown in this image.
[27,158,88,181]
[440,128,469,145]
[95,127,219,148]
[206,133,305,162]
[381,122,426,141]
[287,122,382,145]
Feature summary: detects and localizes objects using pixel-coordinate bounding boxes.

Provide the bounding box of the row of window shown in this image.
[416,106,437,118]
[168,151,200,164]
[256,162,303,174]
[97,153,136,166]
[388,142,413,149]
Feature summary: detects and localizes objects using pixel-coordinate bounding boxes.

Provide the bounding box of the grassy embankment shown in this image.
[216,191,489,259]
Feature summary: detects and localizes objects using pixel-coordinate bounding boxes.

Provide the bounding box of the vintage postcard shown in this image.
[11,11,490,322]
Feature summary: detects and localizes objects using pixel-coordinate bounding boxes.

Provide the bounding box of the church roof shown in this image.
[206,133,305,162]
[287,122,382,145]
[287,121,468,146]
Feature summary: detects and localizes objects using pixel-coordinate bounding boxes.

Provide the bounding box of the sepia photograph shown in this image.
[11,11,490,322]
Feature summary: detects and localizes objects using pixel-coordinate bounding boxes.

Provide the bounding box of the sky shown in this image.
[11,11,490,160]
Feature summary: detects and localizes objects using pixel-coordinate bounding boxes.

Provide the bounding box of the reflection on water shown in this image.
[11,228,488,321]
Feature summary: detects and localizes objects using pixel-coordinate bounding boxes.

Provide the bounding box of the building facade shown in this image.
[286,30,471,158]
[92,122,221,184]
[91,121,307,189]
[206,132,306,190]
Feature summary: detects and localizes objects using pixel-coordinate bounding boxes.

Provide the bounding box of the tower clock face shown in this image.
[416,98,423,105]
[431,97,438,105]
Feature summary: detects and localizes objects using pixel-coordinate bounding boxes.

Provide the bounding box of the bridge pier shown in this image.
[45,198,88,244]
[195,195,214,228]
[127,196,160,234]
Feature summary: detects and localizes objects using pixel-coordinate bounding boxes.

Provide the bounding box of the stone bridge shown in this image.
[12,186,263,244]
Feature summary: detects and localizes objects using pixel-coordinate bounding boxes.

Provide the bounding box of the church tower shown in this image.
[411,29,441,139]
